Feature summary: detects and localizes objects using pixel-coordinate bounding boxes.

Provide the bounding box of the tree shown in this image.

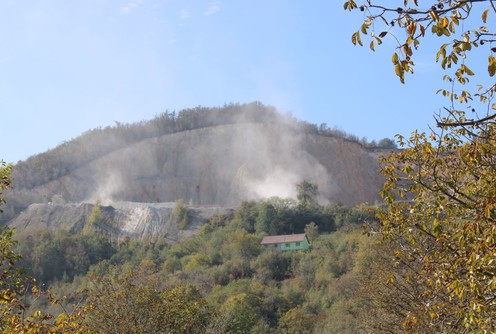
[255,201,278,234]
[174,199,190,230]
[304,222,319,241]
[84,264,215,333]
[277,306,316,334]
[219,292,262,333]
[296,181,319,208]
[0,161,91,333]
[353,233,439,333]
[344,0,495,94]
[86,200,103,229]
[377,137,398,149]
[343,0,495,128]
[231,201,259,233]
[0,161,11,212]
[344,0,496,331]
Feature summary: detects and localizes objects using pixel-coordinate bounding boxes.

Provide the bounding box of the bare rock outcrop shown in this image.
[9,201,232,243]
[5,123,386,211]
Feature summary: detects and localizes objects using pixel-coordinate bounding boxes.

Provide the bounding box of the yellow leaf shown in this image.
[486,203,493,219]
[489,54,496,77]
[441,17,449,28]
[436,46,446,62]
[392,52,399,63]
[361,23,367,34]
[449,21,455,33]
[356,31,363,46]
[482,9,489,23]
[370,40,375,51]
[395,63,402,76]
[464,65,474,76]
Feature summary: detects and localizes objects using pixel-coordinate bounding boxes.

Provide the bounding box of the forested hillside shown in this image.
[1,0,494,329]
[10,193,381,333]
[0,103,400,333]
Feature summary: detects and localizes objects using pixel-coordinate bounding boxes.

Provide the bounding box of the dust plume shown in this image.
[86,171,124,205]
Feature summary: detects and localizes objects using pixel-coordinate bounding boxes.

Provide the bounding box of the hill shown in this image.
[2,102,394,234]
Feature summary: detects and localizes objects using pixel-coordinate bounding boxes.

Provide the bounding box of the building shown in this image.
[260,233,310,251]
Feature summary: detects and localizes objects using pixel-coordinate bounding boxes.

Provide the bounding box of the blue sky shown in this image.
[1,0,450,164]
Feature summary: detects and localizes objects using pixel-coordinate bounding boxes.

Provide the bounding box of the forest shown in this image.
[1,173,384,333]
[0,103,398,333]
[2,0,496,331]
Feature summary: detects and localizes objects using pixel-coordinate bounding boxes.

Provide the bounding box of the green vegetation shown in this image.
[84,265,214,334]
[0,173,380,332]
[0,161,11,211]
[0,160,94,333]
[296,180,319,209]
[1,0,494,331]
[174,199,190,230]
[16,230,115,283]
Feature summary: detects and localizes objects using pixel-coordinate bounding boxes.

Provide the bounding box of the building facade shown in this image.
[260,233,310,251]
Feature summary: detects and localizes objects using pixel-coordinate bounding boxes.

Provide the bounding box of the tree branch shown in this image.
[436,109,496,127]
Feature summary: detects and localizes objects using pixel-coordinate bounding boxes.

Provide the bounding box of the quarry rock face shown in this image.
[7,123,385,207]
[4,118,390,240]
[9,201,232,243]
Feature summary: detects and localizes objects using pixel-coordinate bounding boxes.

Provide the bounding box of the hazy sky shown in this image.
[2,0,450,163]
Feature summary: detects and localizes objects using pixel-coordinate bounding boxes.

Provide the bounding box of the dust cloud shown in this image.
[65,104,336,206]
[86,171,124,205]
[220,109,333,204]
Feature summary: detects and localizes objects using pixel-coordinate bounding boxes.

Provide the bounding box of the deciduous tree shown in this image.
[84,264,215,334]
[0,161,11,211]
[344,0,496,331]
[0,161,91,333]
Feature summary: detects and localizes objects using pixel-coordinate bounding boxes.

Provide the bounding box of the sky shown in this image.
[0,0,458,164]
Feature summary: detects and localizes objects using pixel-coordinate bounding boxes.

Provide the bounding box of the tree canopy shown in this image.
[344,0,495,127]
[344,0,496,332]
[0,161,11,211]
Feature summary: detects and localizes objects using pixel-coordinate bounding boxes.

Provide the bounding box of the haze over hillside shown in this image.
[3,103,394,225]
